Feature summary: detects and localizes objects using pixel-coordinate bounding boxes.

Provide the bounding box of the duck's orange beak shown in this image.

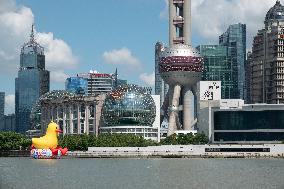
[56,129,63,133]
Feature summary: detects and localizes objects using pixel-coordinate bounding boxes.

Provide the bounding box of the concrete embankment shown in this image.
[68,144,284,158]
[0,150,30,157]
[2,144,284,158]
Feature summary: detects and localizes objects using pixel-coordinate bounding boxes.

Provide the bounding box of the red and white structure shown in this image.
[159,0,203,136]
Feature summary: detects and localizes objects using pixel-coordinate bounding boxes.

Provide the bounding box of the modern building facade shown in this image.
[245,51,253,103]
[0,92,4,131]
[101,85,160,141]
[219,23,246,99]
[155,42,168,107]
[248,1,284,104]
[39,90,105,136]
[3,114,16,132]
[65,77,88,95]
[198,80,284,143]
[78,72,113,95]
[67,69,127,96]
[15,25,50,133]
[159,0,204,136]
[197,45,234,99]
[199,101,284,144]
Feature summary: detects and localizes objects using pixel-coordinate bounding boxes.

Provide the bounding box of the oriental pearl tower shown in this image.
[159,0,203,136]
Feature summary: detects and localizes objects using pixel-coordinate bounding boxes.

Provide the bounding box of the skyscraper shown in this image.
[197,45,234,99]
[15,25,50,133]
[248,1,284,104]
[155,42,168,107]
[219,23,246,99]
[245,51,252,103]
[0,92,4,131]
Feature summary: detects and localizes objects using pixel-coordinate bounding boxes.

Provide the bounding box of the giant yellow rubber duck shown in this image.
[32,121,62,149]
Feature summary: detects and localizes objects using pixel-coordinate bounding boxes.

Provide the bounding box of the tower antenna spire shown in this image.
[30,23,35,43]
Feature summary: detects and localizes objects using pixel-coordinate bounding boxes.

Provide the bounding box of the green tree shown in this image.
[161,133,208,145]
[0,132,31,151]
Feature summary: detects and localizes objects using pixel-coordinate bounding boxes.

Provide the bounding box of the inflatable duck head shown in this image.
[46,121,62,135]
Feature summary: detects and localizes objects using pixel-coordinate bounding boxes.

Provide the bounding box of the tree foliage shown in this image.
[0,131,209,151]
[160,133,208,145]
[59,134,159,151]
[0,132,31,151]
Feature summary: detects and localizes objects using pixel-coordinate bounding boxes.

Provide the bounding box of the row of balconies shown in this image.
[173,16,184,25]
[173,0,184,4]
[173,37,185,44]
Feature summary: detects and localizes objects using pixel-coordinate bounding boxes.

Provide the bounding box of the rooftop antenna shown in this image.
[30,23,35,43]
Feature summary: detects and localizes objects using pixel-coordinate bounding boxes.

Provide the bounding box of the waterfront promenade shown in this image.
[2,144,284,158]
[68,144,284,158]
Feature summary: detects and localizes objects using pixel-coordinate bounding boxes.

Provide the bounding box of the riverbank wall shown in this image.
[2,144,284,158]
[68,144,284,158]
[0,150,30,157]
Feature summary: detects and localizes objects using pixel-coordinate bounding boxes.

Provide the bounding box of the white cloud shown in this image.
[140,72,155,86]
[0,0,78,84]
[50,71,69,83]
[36,32,78,70]
[5,94,15,114]
[160,0,276,48]
[102,47,140,66]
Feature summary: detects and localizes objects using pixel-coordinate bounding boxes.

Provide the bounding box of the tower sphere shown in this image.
[159,44,203,86]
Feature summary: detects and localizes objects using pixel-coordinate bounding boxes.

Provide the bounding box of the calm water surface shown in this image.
[1,157,284,189]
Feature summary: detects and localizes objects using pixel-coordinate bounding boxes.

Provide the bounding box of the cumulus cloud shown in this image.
[102,47,140,66]
[0,0,78,84]
[50,71,69,83]
[140,72,155,86]
[160,0,276,48]
[36,32,78,70]
[0,2,33,73]
[5,94,15,114]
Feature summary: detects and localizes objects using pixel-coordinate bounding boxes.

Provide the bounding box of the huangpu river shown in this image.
[1,157,284,189]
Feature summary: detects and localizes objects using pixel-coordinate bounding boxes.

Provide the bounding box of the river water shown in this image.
[1,157,284,189]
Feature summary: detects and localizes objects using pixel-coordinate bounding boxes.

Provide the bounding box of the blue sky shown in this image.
[16,0,169,87]
[0,0,278,114]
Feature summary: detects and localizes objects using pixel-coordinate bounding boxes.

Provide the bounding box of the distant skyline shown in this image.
[0,0,279,114]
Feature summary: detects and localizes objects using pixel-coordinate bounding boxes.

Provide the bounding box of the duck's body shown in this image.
[32,122,62,149]
[32,134,58,149]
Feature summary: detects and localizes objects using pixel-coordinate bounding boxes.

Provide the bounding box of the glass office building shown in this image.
[214,110,284,141]
[155,42,168,107]
[0,92,4,131]
[197,45,234,99]
[15,26,50,133]
[219,23,246,99]
[65,77,88,95]
[212,104,284,143]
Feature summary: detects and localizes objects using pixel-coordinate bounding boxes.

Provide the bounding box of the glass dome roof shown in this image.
[102,85,156,127]
[265,1,284,23]
[39,90,75,101]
